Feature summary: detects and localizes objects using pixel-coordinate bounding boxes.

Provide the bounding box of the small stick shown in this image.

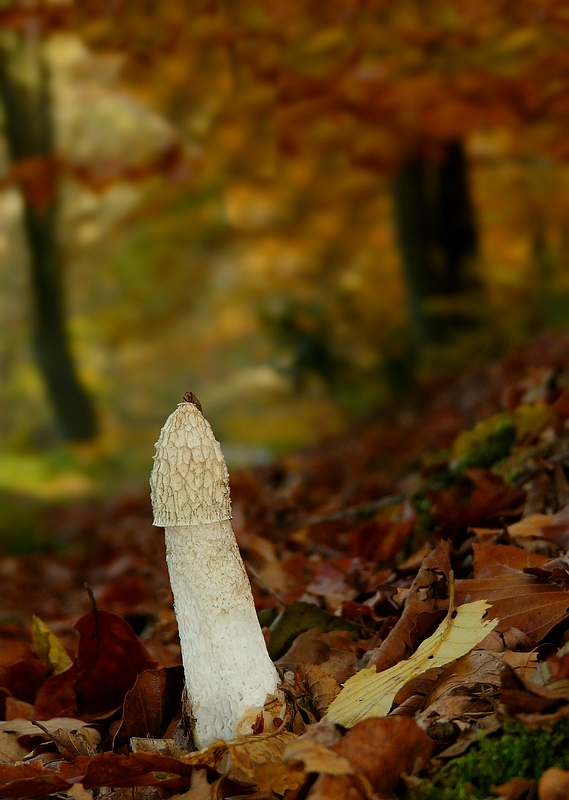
[244,560,286,608]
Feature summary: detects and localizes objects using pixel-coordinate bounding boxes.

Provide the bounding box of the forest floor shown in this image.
[3,331,569,798]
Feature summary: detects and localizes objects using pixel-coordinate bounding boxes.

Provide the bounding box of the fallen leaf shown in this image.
[429,470,526,544]
[327,589,497,727]
[0,659,46,719]
[77,751,195,790]
[32,616,73,675]
[227,730,298,792]
[492,776,535,799]
[538,767,569,800]
[51,725,101,757]
[284,737,354,776]
[34,611,157,720]
[112,666,184,751]
[0,760,78,798]
[294,664,341,717]
[305,773,366,800]
[455,544,569,642]
[65,783,93,800]
[368,539,451,673]
[268,602,360,660]
[333,717,434,795]
[277,629,364,684]
[4,698,32,721]
[0,732,26,765]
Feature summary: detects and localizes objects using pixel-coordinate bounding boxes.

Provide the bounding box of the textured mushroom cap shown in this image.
[150,401,231,526]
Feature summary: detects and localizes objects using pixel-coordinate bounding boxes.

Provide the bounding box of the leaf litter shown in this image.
[5,333,569,797]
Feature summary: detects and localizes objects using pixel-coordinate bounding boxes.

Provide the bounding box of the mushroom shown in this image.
[150,393,280,747]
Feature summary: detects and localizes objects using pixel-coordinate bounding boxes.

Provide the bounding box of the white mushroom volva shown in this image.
[150,394,280,747]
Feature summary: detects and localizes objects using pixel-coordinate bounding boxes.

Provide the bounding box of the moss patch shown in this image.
[409,719,569,800]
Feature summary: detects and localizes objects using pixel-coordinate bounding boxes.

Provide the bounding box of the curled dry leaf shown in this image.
[226,730,298,793]
[294,664,341,717]
[368,539,451,673]
[50,726,100,758]
[180,728,299,795]
[112,665,184,751]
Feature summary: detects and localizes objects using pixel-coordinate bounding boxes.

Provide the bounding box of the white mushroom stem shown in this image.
[150,396,280,747]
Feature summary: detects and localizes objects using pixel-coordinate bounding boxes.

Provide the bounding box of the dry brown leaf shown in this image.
[538,767,569,800]
[1,718,101,770]
[306,773,367,800]
[455,544,569,642]
[0,732,27,765]
[492,776,535,799]
[226,730,298,789]
[167,769,215,800]
[369,540,451,673]
[284,737,354,777]
[65,784,94,800]
[277,629,364,684]
[180,729,298,793]
[294,664,341,717]
[333,717,434,796]
[51,726,101,757]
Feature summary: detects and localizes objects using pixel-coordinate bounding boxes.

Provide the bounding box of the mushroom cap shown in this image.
[150,401,231,526]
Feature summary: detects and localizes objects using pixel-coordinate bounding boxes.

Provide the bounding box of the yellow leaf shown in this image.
[326,582,498,728]
[512,403,554,441]
[452,403,553,460]
[32,616,73,675]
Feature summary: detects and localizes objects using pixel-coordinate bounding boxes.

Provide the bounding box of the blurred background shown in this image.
[1,0,569,547]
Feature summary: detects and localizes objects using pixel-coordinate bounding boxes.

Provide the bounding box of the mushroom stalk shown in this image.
[150,395,280,747]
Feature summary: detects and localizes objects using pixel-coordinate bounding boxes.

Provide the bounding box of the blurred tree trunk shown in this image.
[392,140,478,344]
[0,26,96,441]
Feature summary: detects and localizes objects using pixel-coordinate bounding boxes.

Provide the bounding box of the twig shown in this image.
[300,492,406,527]
[244,560,286,608]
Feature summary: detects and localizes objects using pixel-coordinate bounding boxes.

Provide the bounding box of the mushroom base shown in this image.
[165,520,280,747]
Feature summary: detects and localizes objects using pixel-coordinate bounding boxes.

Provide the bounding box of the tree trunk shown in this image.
[391,155,431,344]
[392,141,478,345]
[435,141,478,295]
[0,27,96,441]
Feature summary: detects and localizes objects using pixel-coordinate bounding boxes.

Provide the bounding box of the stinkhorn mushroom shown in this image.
[150,393,281,747]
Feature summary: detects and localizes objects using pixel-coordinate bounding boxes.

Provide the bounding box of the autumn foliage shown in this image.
[0,333,568,796]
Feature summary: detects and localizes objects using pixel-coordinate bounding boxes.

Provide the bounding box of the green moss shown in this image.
[453,419,516,472]
[409,719,569,800]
